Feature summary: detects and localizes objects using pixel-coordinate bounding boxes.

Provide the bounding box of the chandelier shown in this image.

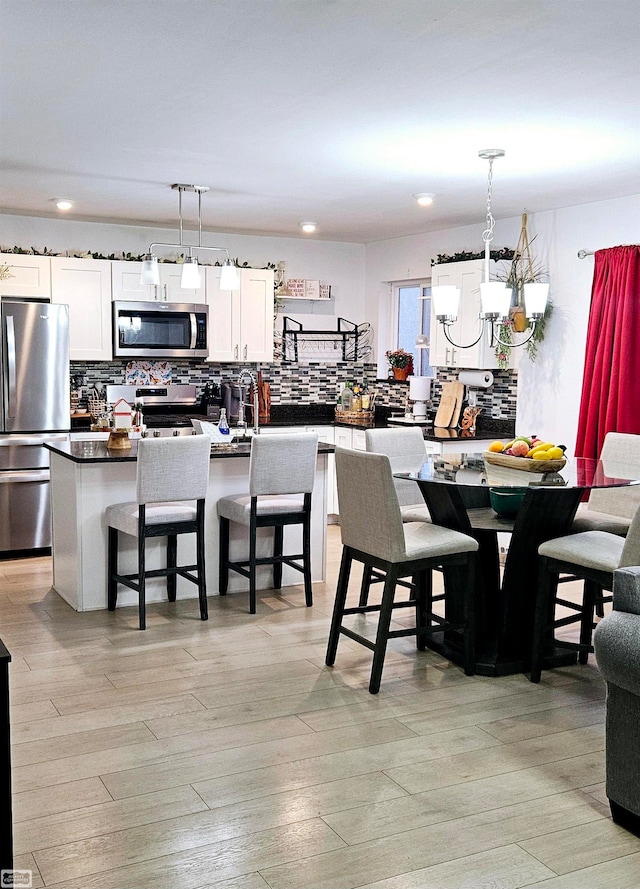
[431,150,549,350]
[140,184,239,291]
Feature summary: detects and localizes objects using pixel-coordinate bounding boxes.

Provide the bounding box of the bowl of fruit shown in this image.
[484,436,567,473]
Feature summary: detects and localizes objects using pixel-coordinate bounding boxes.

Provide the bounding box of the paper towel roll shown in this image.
[458,370,494,388]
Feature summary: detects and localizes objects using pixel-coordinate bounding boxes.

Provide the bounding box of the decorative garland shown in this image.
[432,247,515,265]
[0,244,275,270]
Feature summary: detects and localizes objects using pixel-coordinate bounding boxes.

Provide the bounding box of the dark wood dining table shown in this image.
[394,452,640,677]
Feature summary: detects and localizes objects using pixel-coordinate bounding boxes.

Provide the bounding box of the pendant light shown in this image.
[141,184,240,292]
[431,150,549,351]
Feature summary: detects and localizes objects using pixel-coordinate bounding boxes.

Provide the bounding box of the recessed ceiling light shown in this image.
[53,199,74,211]
[299,222,317,233]
[413,193,435,207]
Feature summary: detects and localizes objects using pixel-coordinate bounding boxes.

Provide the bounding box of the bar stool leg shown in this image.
[273,525,283,589]
[138,533,147,631]
[302,506,313,607]
[219,518,230,596]
[370,564,399,694]
[107,527,118,611]
[415,570,429,651]
[249,513,257,614]
[463,556,476,676]
[197,502,208,621]
[167,534,177,602]
[326,548,352,666]
[580,579,598,663]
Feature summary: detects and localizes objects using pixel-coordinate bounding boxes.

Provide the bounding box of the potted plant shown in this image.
[386,348,414,380]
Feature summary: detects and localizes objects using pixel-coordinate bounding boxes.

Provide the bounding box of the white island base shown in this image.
[47,441,329,613]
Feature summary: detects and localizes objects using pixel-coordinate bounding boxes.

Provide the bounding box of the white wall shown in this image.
[0,214,367,333]
[364,193,640,457]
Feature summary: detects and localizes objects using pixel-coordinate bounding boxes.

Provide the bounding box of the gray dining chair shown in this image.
[361,427,432,607]
[106,434,211,630]
[530,502,640,682]
[217,433,318,614]
[571,432,640,536]
[326,447,478,693]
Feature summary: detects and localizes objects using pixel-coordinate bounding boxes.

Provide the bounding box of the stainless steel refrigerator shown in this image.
[0,301,70,554]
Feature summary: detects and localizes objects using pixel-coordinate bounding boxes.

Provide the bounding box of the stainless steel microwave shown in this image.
[113,301,209,359]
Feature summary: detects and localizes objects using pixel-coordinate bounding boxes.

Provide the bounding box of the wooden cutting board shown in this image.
[434,394,457,427]
[449,381,466,428]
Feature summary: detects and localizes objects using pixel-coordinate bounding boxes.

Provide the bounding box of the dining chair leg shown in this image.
[107,527,118,611]
[580,579,599,663]
[359,567,374,606]
[415,570,429,651]
[166,534,177,602]
[218,517,229,596]
[272,525,284,590]
[462,555,476,676]
[302,507,313,606]
[326,548,352,666]
[370,563,400,694]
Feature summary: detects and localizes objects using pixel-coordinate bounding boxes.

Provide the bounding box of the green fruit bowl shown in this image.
[489,487,527,518]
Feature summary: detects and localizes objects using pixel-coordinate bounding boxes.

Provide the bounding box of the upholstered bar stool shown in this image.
[326,447,478,694]
[106,434,211,630]
[217,433,319,614]
[530,503,640,682]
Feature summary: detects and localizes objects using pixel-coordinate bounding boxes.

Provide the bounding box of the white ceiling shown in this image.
[1,0,639,243]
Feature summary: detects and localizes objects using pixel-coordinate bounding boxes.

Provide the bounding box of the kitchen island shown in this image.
[45,439,333,613]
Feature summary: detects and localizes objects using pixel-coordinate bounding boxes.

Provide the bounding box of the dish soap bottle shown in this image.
[217,408,231,437]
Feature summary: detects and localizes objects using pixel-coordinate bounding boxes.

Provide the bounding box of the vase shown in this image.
[392,366,410,380]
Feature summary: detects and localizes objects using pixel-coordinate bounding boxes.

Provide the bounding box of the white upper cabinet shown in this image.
[50,257,113,360]
[0,253,51,298]
[111,260,157,302]
[206,267,274,363]
[111,260,207,303]
[430,259,502,369]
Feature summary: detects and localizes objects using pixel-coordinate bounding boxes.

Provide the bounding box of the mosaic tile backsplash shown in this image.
[71,359,517,419]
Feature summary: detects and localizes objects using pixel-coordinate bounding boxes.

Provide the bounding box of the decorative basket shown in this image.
[483,451,567,473]
[335,408,374,425]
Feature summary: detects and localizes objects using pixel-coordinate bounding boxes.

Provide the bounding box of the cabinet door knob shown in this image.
[244,345,248,360]
[234,344,239,359]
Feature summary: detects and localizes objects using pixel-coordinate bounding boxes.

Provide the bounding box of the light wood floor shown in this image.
[3,526,640,889]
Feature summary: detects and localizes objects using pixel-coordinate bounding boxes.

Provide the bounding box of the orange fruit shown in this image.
[488,441,505,453]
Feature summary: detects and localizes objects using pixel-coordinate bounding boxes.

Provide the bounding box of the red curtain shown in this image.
[575,245,640,458]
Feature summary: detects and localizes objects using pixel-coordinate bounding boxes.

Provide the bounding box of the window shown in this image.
[392,281,433,376]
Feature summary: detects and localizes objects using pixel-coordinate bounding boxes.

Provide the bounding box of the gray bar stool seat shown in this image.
[530,503,640,682]
[217,433,318,614]
[106,435,211,630]
[326,447,478,694]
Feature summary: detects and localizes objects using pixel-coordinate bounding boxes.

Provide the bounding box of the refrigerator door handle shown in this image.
[0,469,50,484]
[6,315,16,418]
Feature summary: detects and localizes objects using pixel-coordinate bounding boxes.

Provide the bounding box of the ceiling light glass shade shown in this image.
[299,222,317,233]
[415,334,430,348]
[524,282,550,317]
[180,256,201,289]
[140,254,160,286]
[219,259,240,290]
[480,282,511,319]
[432,286,461,321]
[55,199,73,211]
[413,193,434,207]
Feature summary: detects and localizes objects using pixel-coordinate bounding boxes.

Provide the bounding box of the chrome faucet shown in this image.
[237,368,259,435]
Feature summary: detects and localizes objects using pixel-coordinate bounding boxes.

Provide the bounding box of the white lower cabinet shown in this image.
[50,257,112,360]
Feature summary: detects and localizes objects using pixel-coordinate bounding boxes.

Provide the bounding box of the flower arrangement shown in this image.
[385,348,413,369]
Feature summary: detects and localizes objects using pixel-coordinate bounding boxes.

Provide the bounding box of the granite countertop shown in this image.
[45,439,335,464]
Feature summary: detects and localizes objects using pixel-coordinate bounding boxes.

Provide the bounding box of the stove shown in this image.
[105,384,209,429]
